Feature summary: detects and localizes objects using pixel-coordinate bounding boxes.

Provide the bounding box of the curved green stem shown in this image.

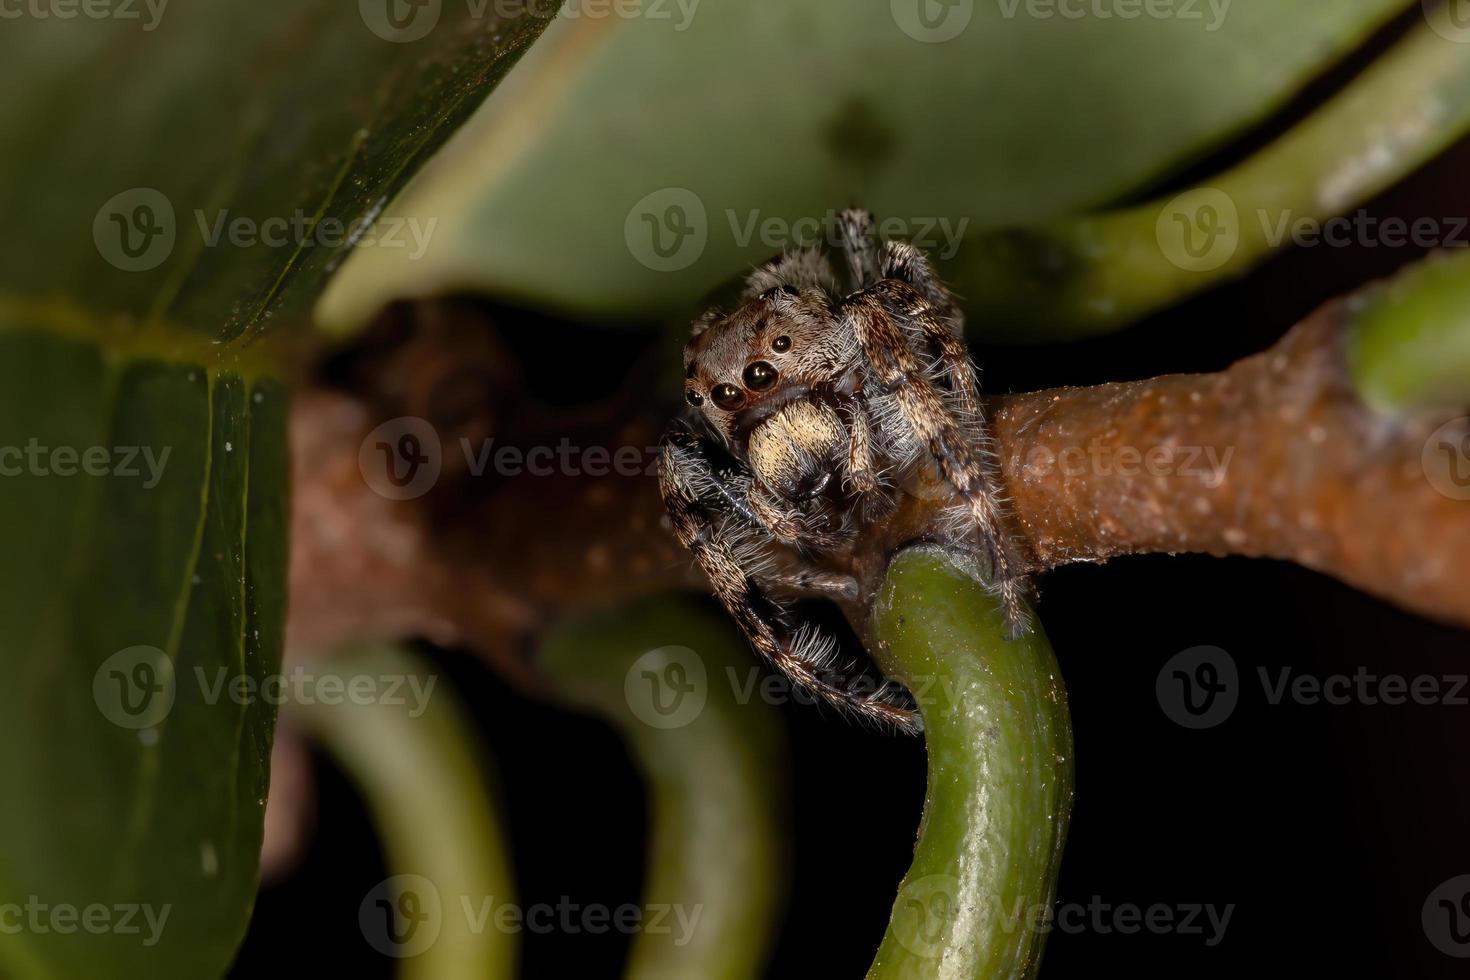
[1347,247,1470,413]
[538,597,787,980]
[959,17,1470,341]
[865,547,1074,980]
[293,646,516,980]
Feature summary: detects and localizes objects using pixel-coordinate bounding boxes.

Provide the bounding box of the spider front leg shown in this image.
[657,427,920,732]
[843,286,1032,637]
[842,214,981,412]
[878,240,985,416]
[839,394,880,494]
[836,209,884,289]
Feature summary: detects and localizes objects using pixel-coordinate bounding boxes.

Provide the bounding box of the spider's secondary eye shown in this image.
[743,361,778,390]
[771,336,791,353]
[686,390,704,407]
[711,384,745,410]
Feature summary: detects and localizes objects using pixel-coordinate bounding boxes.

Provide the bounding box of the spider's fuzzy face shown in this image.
[682,284,860,501]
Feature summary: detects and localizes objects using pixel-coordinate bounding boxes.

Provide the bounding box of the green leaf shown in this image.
[539,598,788,980]
[0,336,289,978]
[319,0,1405,330]
[866,547,1073,980]
[0,5,555,977]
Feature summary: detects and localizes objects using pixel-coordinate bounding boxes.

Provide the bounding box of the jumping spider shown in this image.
[657,209,1028,734]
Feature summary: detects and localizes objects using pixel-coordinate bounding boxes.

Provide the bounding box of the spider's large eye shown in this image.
[711,384,745,410]
[771,336,791,353]
[743,361,778,391]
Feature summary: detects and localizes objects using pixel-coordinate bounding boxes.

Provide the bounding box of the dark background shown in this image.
[234,63,1470,980]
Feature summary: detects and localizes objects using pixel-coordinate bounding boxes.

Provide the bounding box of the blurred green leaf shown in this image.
[958,16,1470,340]
[320,0,1407,329]
[0,4,554,976]
[539,598,788,980]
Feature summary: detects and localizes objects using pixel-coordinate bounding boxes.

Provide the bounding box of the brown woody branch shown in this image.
[285,297,1470,684]
[993,301,1470,629]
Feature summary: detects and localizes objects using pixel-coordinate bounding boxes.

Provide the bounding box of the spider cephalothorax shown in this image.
[658,209,1028,733]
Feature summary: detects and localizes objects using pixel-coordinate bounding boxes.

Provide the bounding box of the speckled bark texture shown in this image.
[993,299,1470,629]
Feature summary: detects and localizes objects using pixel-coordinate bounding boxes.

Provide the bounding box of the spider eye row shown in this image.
[684,336,792,409]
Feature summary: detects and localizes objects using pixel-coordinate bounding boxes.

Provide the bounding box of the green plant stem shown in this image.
[1347,247,1470,413]
[959,18,1470,341]
[294,646,516,980]
[865,547,1073,980]
[538,598,787,980]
